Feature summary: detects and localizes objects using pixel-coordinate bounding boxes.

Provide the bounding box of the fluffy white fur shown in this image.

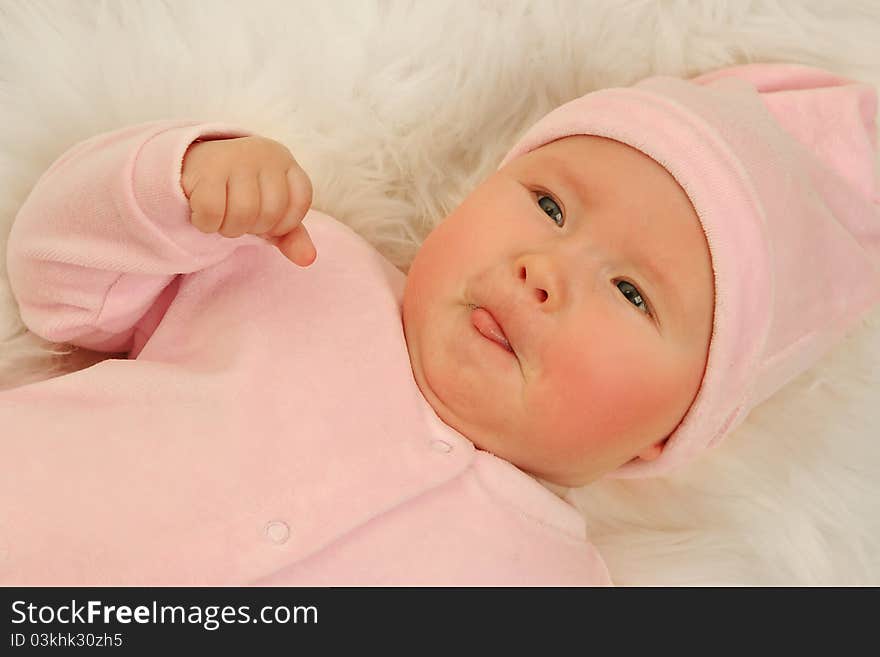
[0,0,877,585]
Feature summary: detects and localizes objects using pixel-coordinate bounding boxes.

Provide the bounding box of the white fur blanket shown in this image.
[1,0,877,585]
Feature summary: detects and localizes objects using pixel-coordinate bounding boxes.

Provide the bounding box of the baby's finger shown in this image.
[264,166,313,238]
[188,178,227,234]
[219,174,260,238]
[275,224,317,267]
[252,168,289,236]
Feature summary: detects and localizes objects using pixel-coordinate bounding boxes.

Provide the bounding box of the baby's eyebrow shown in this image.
[633,250,683,326]
[543,156,593,211]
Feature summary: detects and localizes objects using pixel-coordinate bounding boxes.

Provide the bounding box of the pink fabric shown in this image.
[497,63,880,478]
[2,120,611,586]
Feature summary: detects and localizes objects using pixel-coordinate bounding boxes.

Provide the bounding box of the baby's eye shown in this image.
[616,280,653,318]
[537,193,564,227]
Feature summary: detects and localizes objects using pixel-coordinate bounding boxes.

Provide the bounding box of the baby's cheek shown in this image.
[531,342,649,460]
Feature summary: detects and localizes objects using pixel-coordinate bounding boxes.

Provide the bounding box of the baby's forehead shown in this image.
[520,139,641,205]
[528,136,696,213]
[534,134,659,171]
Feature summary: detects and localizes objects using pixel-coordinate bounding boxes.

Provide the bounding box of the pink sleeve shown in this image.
[5,119,265,354]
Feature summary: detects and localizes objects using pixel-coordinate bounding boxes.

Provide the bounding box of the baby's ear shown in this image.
[636,440,665,462]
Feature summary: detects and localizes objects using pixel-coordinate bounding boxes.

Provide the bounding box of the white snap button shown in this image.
[431,440,452,453]
[265,521,290,544]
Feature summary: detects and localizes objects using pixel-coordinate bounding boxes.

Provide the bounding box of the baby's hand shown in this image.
[180,135,316,266]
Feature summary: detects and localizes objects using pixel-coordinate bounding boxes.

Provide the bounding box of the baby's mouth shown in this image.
[468,303,513,353]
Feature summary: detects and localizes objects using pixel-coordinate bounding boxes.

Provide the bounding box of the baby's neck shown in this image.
[536,478,570,500]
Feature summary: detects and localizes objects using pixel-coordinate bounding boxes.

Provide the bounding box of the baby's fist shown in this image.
[181,135,316,266]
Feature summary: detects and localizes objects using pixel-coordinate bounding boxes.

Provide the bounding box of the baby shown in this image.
[2,62,878,586]
[187,128,713,488]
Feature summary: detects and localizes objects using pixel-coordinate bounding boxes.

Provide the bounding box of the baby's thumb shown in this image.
[274,224,317,267]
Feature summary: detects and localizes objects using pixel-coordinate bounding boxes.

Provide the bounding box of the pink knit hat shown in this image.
[496,62,880,478]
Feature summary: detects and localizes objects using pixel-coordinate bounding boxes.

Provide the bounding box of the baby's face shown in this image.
[402,135,714,486]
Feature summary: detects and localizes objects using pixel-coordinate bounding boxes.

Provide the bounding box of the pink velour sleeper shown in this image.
[1,120,611,586]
